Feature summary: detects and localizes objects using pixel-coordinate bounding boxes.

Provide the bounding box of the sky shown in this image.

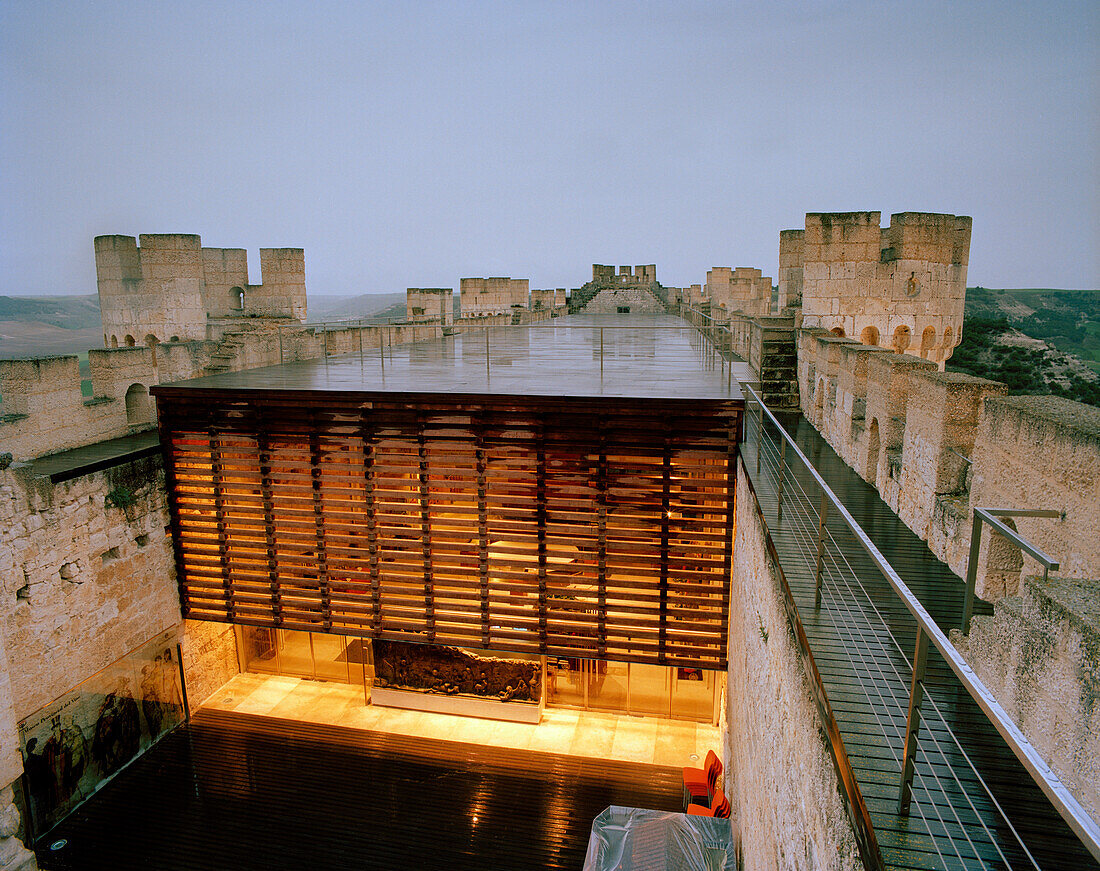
[1,0,1097,297]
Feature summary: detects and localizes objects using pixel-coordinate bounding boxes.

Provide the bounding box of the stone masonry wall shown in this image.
[951,574,1100,825]
[728,460,861,870]
[799,328,1100,600]
[0,456,178,720]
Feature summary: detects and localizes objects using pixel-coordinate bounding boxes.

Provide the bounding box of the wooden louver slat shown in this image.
[158,394,741,669]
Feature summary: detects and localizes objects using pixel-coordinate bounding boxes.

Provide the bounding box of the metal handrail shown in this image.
[741,382,1100,864]
[960,507,1062,633]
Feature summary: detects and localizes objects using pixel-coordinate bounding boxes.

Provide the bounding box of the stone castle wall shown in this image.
[789,212,970,368]
[728,460,861,870]
[799,328,1100,599]
[95,234,307,347]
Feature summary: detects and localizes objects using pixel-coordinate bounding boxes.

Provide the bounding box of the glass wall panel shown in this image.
[546,657,585,707]
[672,667,716,723]
[311,633,351,683]
[587,660,628,713]
[239,626,279,674]
[277,629,314,678]
[628,663,671,717]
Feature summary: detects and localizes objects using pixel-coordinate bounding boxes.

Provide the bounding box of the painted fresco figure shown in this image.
[91,682,141,776]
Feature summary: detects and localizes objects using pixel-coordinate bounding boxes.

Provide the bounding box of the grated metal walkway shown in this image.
[38,708,685,871]
[743,413,1096,870]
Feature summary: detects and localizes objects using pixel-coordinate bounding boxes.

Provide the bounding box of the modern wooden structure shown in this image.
[152,317,743,671]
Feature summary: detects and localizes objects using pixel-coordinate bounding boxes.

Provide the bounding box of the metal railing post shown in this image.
[756,401,764,475]
[777,437,786,523]
[962,513,983,635]
[962,507,1062,634]
[814,490,829,609]
[600,327,604,377]
[898,628,930,816]
[277,325,283,364]
[485,328,490,380]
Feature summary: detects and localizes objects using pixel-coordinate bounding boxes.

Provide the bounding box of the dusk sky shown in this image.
[2,1,1097,297]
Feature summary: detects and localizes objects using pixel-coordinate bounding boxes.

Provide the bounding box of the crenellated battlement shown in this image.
[798,327,1100,599]
[788,211,971,367]
[94,233,307,348]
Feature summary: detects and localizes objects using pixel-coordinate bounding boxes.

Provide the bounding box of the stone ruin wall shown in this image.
[95,234,307,347]
[406,288,454,325]
[799,329,1100,596]
[727,460,862,870]
[788,211,970,368]
[459,276,529,316]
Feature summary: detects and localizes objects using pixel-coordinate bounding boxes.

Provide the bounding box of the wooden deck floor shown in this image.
[744,414,1096,870]
[38,708,685,871]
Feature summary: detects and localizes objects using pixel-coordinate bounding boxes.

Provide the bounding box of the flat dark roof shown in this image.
[152,314,744,403]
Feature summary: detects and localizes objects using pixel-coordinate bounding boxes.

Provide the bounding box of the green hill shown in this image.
[948,288,1100,407]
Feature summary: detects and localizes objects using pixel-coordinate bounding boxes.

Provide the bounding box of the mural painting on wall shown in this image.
[374,640,542,704]
[18,627,184,836]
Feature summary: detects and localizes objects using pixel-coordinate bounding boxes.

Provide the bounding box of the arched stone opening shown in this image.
[170,335,180,342]
[940,326,955,363]
[860,325,879,346]
[231,286,245,311]
[110,335,118,348]
[866,418,880,485]
[124,335,136,347]
[892,325,911,353]
[830,326,846,338]
[125,383,154,426]
[920,326,937,359]
[145,334,159,364]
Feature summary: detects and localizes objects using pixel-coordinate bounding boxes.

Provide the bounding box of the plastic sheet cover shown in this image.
[582,805,735,871]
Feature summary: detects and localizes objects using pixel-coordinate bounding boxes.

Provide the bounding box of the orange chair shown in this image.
[688,788,730,819]
[682,750,721,808]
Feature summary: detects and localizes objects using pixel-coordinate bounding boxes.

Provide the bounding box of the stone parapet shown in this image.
[951,574,1100,826]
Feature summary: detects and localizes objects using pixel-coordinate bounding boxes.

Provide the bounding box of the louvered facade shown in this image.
[155,391,741,669]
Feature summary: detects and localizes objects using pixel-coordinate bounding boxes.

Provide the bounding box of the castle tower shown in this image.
[93,235,308,347]
[791,211,971,367]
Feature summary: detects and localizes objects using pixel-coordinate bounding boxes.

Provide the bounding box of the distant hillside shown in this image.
[0,294,101,330]
[948,288,1100,407]
[307,293,407,321]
